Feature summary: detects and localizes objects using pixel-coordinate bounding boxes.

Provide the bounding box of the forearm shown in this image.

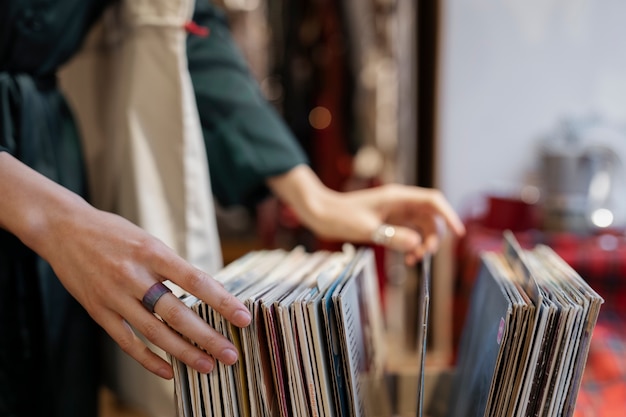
[265,164,376,241]
[266,165,335,232]
[0,151,91,256]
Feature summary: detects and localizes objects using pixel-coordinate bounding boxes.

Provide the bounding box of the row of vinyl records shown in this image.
[169,231,603,417]
[447,231,604,417]
[169,245,396,417]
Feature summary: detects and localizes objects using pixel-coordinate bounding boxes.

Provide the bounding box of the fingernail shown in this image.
[221,348,238,365]
[196,357,214,373]
[157,367,173,379]
[233,309,251,326]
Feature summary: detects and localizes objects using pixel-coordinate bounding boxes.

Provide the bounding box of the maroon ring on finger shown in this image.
[142,282,172,314]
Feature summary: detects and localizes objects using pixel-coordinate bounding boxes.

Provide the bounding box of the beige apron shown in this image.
[59,0,222,415]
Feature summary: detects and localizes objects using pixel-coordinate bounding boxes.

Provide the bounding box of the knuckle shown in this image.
[81,296,102,316]
[382,184,399,199]
[429,188,444,202]
[134,237,164,261]
[109,260,134,282]
[162,304,185,326]
[217,293,236,312]
[133,236,166,261]
[177,347,197,365]
[184,271,207,294]
[138,348,155,369]
[116,333,136,355]
[198,331,219,350]
[142,320,161,343]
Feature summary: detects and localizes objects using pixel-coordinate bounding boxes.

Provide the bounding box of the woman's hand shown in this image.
[324,183,466,264]
[0,153,251,379]
[268,165,465,265]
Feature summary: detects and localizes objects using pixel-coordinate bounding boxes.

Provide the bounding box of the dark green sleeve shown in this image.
[0,74,16,154]
[187,0,308,208]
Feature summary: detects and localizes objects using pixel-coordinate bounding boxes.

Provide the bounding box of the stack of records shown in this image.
[169,245,404,417]
[448,231,604,417]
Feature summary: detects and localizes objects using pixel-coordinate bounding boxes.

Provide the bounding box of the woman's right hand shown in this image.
[0,152,250,379]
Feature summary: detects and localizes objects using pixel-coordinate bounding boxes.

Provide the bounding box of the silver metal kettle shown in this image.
[540,120,625,233]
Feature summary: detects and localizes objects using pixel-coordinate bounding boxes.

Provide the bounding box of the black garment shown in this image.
[0,1,109,416]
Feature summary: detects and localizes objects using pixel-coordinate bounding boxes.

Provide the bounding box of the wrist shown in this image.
[23,190,91,257]
[0,152,91,256]
[266,164,336,233]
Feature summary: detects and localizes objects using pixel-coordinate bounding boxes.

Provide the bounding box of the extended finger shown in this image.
[100,310,175,379]
[407,246,427,264]
[120,295,223,374]
[401,221,438,262]
[412,218,441,254]
[151,291,240,366]
[396,187,465,237]
[425,192,465,237]
[405,252,416,266]
[147,253,251,328]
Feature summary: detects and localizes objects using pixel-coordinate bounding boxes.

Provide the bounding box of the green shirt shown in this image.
[189,1,308,207]
[0,0,307,206]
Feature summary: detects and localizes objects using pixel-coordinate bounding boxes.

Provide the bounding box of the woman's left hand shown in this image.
[268,165,465,265]
[326,183,466,264]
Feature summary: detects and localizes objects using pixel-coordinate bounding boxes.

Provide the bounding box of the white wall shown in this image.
[437,0,626,214]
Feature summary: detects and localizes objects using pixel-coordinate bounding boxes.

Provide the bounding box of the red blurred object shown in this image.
[483,195,539,231]
[184,21,209,37]
[572,318,626,417]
